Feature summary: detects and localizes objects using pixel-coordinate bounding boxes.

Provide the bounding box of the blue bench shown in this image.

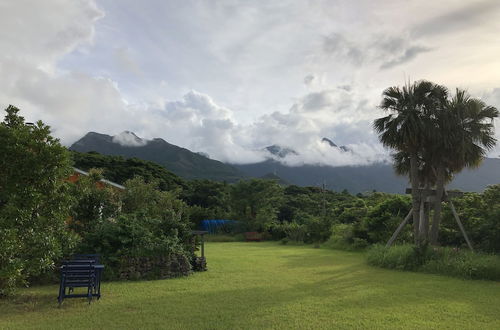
[58,255,104,305]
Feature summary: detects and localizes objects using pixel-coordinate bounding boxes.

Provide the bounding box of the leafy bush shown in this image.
[281,222,306,242]
[0,106,77,296]
[325,223,355,250]
[79,213,191,280]
[367,244,430,270]
[325,223,368,251]
[367,244,500,280]
[304,216,333,243]
[280,238,289,245]
[74,177,194,280]
[362,195,411,244]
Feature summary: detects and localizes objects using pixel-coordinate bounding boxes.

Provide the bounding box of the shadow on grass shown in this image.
[2,244,499,329]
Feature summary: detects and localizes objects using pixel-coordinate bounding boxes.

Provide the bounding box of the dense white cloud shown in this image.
[241,87,387,166]
[1,0,500,166]
[0,0,127,143]
[112,131,147,147]
[0,0,103,68]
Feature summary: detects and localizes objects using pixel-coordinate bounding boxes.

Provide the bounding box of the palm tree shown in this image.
[374,80,447,244]
[428,89,498,244]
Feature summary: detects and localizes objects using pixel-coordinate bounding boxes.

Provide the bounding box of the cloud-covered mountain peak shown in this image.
[265,145,298,158]
[112,131,148,147]
[321,137,351,152]
[321,137,337,147]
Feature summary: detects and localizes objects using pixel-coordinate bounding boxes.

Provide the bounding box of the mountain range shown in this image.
[70,131,500,193]
[70,131,244,182]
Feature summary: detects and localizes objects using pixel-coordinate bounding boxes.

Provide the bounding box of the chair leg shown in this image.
[58,277,65,307]
[96,271,101,300]
[88,286,92,305]
[58,292,63,306]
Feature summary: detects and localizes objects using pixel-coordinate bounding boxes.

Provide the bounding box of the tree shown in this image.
[375,83,498,247]
[428,89,498,244]
[229,179,284,231]
[0,105,76,296]
[68,169,122,236]
[374,80,447,244]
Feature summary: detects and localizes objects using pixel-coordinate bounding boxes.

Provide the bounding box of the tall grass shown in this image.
[367,244,500,281]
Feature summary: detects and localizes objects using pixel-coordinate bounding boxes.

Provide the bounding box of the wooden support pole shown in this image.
[448,200,474,252]
[386,208,413,247]
[418,198,425,240]
[201,234,205,258]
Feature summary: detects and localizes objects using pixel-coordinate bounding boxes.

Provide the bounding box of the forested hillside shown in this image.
[70,132,246,182]
[71,151,186,191]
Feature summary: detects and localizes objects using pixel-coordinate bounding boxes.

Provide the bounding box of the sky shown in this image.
[1,0,500,165]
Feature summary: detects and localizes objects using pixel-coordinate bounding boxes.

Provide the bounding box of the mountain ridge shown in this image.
[70,131,500,193]
[70,131,246,182]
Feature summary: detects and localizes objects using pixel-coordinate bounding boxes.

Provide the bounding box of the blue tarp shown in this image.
[201,219,238,234]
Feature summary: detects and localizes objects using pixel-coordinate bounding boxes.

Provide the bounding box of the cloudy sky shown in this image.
[1,0,500,165]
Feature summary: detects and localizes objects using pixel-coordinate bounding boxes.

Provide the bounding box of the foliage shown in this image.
[183,180,230,227]
[281,222,306,242]
[362,194,411,244]
[71,151,186,191]
[303,215,333,243]
[367,244,430,271]
[421,248,500,281]
[0,106,77,296]
[367,244,500,280]
[73,176,194,280]
[229,179,284,231]
[68,169,122,236]
[78,213,190,280]
[439,186,500,253]
[326,224,368,251]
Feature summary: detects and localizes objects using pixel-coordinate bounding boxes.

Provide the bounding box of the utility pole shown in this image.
[322,180,326,219]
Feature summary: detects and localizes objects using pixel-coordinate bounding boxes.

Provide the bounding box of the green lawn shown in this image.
[1,242,499,329]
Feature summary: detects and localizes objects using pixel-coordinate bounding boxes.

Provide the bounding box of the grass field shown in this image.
[1,242,499,329]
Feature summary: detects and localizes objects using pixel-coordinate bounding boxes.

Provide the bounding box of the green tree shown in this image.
[0,105,76,296]
[428,90,498,244]
[182,179,230,226]
[68,168,122,235]
[374,80,447,244]
[229,179,284,231]
[375,83,498,246]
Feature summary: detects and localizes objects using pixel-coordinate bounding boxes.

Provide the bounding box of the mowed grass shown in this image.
[1,242,499,329]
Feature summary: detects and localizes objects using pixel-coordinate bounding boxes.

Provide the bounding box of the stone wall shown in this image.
[118,254,192,280]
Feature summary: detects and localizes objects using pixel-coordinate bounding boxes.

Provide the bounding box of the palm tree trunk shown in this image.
[430,165,445,245]
[419,181,430,243]
[410,152,421,245]
[424,200,431,241]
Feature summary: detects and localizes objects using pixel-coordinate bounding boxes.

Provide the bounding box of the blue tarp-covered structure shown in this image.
[201,219,238,233]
